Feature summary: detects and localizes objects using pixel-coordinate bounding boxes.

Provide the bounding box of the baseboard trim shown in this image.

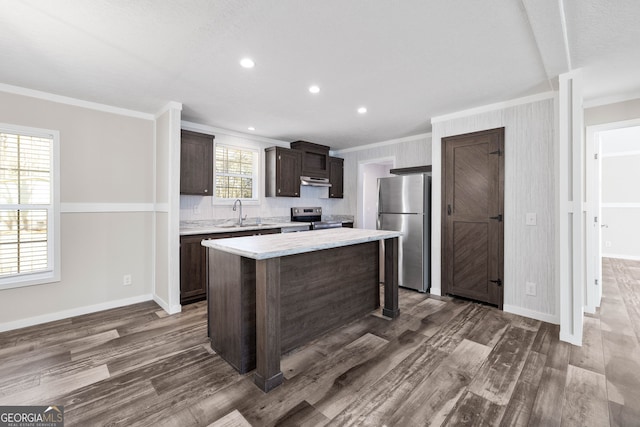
[559,330,583,346]
[153,295,181,315]
[0,294,154,333]
[602,254,640,261]
[429,286,442,296]
[503,304,560,325]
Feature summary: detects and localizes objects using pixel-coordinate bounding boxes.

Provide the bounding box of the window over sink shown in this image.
[213,143,259,204]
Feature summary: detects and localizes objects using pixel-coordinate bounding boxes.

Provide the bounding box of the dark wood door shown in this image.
[442,128,504,307]
[180,130,214,195]
[328,156,344,198]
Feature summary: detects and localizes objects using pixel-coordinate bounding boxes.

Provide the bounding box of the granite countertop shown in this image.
[201,227,401,260]
[180,221,310,235]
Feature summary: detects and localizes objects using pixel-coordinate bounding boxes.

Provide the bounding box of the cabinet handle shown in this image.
[204,189,208,193]
[278,189,281,194]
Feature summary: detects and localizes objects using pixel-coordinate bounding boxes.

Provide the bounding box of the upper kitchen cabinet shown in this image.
[180,130,214,195]
[290,140,330,178]
[265,146,302,197]
[328,156,344,198]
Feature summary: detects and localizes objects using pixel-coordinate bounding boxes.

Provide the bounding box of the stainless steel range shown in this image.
[291,207,342,230]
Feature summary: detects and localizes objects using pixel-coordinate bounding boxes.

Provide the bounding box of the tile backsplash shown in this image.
[180,185,350,222]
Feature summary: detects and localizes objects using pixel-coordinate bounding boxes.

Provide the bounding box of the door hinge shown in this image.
[594,153,598,160]
[490,214,503,222]
[447,204,452,215]
[595,279,599,286]
[489,149,502,156]
[594,216,598,223]
[490,278,503,287]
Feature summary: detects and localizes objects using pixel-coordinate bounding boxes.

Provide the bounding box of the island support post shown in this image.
[254,257,284,392]
[383,237,400,318]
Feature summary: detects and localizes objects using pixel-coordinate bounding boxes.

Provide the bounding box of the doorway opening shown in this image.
[586,120,640,313]
[357,158,395,229]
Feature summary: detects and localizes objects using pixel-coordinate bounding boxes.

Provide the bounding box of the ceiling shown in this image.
[1,0,639,149]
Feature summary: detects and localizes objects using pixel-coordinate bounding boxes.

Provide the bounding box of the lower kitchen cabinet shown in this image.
[180,228,281,305]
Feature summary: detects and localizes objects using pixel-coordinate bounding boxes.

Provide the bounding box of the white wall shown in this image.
[431,95,558,323]
[154,107,182,313]
[335,134,432,221]
[585,98,640,127]
[0,89,156,330]
[361,163,392,229]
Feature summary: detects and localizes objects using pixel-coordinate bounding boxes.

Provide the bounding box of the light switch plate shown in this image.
[526,213,537,226]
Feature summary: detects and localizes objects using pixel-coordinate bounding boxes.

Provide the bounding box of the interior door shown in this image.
[442,128,504,307]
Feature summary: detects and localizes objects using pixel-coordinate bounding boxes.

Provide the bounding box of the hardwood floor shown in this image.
[1,257,638,426]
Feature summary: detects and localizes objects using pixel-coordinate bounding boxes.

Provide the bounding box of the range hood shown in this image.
[300,176,332,187]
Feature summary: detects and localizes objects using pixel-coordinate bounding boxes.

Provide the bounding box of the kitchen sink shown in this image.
[215,223,278,228]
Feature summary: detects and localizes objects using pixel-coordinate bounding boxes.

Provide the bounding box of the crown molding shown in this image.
[0,82,155,120]
[431,91,556,124]
[333,132,432,155]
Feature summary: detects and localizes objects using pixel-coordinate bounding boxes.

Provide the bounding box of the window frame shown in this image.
[212,142,260,206]
[0,123,60,290]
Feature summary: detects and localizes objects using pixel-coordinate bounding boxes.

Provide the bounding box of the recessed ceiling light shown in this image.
[309,85,320,94]
[240,58,255,68]
[357,107,367,114]
[248,126,255,131]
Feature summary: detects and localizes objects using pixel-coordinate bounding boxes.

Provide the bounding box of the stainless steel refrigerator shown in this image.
[377,173,431,292]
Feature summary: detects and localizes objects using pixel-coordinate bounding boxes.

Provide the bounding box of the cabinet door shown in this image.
[180,233,231,305]
[180,235,208,304]
[277,148,302,197]
[328,156,344,198]
[180,130,214,195]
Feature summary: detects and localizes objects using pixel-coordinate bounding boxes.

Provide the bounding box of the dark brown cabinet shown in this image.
[265,147,302,197]
[290,140,330,178]
[180,130,214,195]
[328,156,344,198]
[180,228,281,305]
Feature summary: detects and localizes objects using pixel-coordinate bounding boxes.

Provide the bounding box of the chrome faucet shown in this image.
[232,199,244,226]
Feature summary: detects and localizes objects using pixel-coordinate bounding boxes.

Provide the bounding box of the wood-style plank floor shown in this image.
[1,257,638,426]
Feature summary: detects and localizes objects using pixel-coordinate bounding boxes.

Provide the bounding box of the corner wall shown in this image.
[0,90,156,330]
[336,135,432,221]
[431,96,558,323]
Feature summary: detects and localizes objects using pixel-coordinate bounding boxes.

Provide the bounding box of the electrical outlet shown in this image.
[525,281,536,296]
[123,274,132,286]
[526,213,537,226]
[605,241,612,248]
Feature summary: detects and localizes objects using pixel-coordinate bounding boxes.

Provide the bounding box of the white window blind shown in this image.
[0,125,59,289]
[214,144,258,200]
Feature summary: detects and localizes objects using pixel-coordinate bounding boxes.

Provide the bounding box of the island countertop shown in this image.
[201,227,401,260]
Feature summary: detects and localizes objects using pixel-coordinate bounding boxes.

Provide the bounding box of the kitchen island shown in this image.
[202,228,401,392]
